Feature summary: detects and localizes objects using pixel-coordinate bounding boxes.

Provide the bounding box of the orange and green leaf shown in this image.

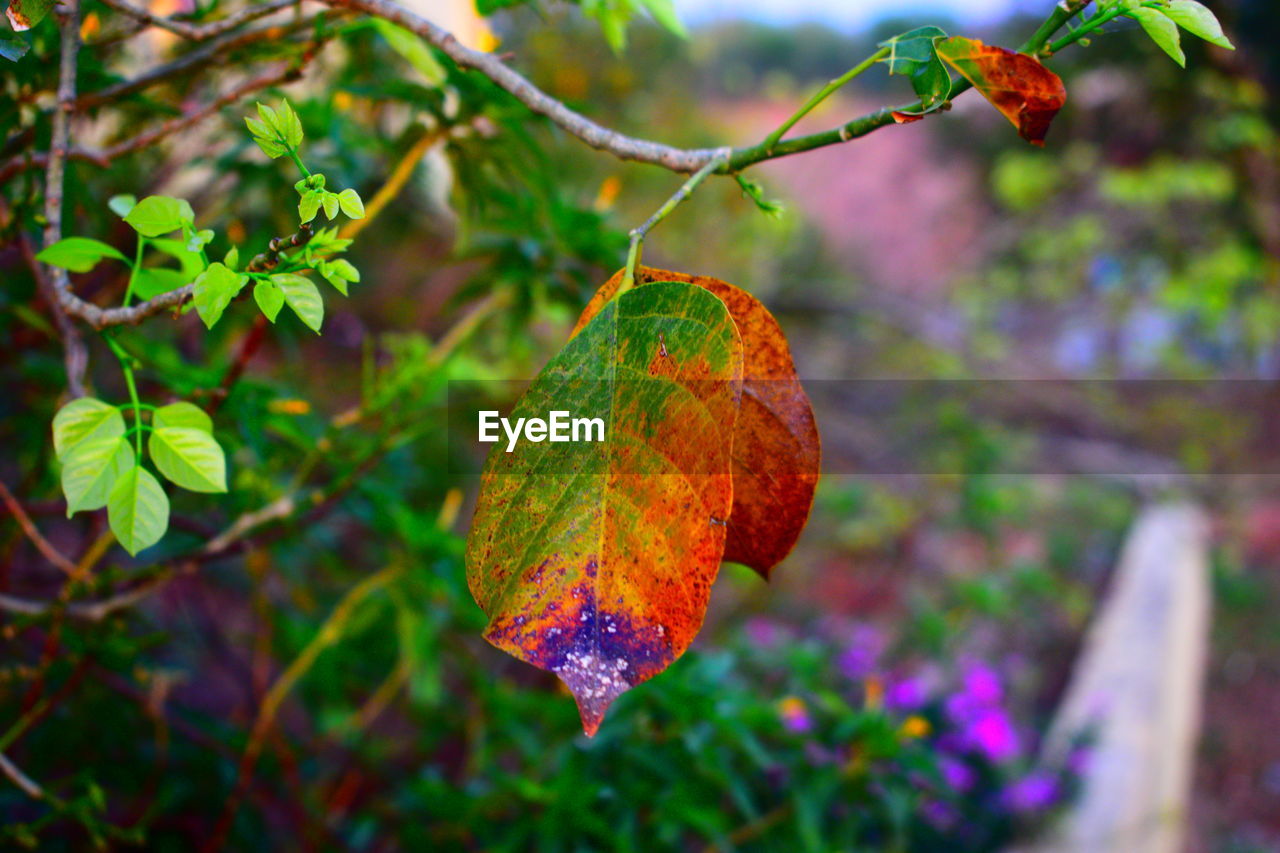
[466,281,743,735]
[574,267,820,578]
[935,36,1067,146]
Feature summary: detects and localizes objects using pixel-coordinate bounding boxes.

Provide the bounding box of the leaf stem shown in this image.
[104,332,145,457]
[122,236,146,307]
[1045,6,1125,55]
[287,146,311,178]
[618,151,730,295]
[761,46,890,154]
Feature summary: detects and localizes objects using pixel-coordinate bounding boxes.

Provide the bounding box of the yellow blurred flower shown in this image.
[594,176,621,212]
[80,12,100,40]
[899,715,931,739]
[269,399,311,415]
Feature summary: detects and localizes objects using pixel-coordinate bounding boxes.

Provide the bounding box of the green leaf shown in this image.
[150,238,206,279]
[149,427,227,493]
[370,18,446,84]
[254,280,285,322]
[1164,0,1234,50]
[0,36,30,62]
[465,281,744,735]
[337,189,365,220]
[276,99,304,149]
[62,437,134,516]
[52,397,125,459]
[5,0,55,31]
[879,25,948,74]
[322,192,339,221]
[319,258,359,295]
[108,194,137,218]
[638,0,686,37]
[255,136,289,158]
[299,190,323,224]
[186,228,214,253]
[257,102,281,134]
[36,237,129,273]
[879,25,951,113]
[124,195,186,237]
[308,227,353,256]
[1128,7,1186,66]
[224,246,240,269]
[272,273,324,332]
[107,466,170,556]
[734,175,784,217]
[133,267,189,299]
[192,263,248,329]
[245,116,271,138]
[153,401,213,433]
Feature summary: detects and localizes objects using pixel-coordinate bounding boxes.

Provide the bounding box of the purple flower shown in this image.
[922,799,958,830]
[967,708,1022,762]
[961,663,1004,705]
[1001,771,1061,813]
[939,755,975,792]
[885,675,929,711]
[745,617,785,648]
[837,624,884,680]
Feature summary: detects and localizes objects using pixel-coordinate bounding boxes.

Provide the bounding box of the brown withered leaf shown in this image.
[574,267,820,578]
[935,36,1067,146]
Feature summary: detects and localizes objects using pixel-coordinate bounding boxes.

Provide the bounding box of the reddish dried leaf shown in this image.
[892,111,926,124]
[935,36,1066,146]
[467,282,743,735]
[574,267,820,578]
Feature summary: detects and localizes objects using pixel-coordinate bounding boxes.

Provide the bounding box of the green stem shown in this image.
[1046,7,1126,54]
[761,46,890,153]
[104,333,145,457]
[287,147,311,178]
[122,236,146,308]
[1022,0,1091,54]
[618,152,729,295]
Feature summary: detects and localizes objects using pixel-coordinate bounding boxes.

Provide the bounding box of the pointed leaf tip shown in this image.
[468,281,744,733]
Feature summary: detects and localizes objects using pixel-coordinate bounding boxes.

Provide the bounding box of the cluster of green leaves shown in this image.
[52,398,226,554]
[1084,0,1233,66]
[38,100,369,555]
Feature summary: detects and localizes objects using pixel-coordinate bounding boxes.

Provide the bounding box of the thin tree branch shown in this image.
[96,0,300,41]
[0,63,302,186]
[17,230,89,397]
[0,751,47,800]
[320,0,1087,174]
[38,0,90,397]
[0,480,78,576]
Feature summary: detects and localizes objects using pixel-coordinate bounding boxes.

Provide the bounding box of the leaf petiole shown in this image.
[761,46,890,154]
[619,152,729,295]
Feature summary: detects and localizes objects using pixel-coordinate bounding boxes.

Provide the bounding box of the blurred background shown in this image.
[3,0,1280,849]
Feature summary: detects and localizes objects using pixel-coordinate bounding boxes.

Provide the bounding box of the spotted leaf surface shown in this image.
[466,281,743,735]
[574,267,820,578]
[935,37,1067,146]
